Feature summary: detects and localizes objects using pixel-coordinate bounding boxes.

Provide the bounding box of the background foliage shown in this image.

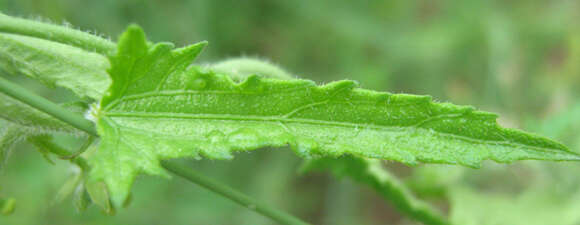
[1,0,579,224]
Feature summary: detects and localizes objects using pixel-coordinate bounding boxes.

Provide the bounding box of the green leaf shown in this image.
[0,33,110,100]
[302,156,450,225]
[92,25,578,205]
[0,21,108,167]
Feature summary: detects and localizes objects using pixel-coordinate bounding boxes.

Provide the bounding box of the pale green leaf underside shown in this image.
[92,26,578,205]
[302,156,449,225]
[0,32,110,99]
[0,30,108,169]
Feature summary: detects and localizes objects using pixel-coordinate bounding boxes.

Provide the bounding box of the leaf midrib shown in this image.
[103,88,430,112]
[103,111,564,153]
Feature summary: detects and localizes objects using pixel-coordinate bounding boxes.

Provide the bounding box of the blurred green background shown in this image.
[1,0,580,224]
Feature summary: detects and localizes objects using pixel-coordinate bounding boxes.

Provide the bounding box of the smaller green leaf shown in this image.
[86,181,114,215]
[302,156,450,225]
[53,172,82,204]
[73,183,91,212]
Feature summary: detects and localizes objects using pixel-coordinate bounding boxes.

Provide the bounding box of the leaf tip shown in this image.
[124,24,145,37]
[116,24,148,56]
[196,40,209,47]
[173,41,208,59]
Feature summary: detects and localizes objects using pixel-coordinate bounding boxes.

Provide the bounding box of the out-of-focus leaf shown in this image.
[53,172,82,204]
[72,183,91,212]
[450,185,580,225]
[405,165,465,198]
[0,197,15,215]
[302,156,450,225]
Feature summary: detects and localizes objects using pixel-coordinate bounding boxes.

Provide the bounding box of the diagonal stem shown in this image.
[0,75,311,225]
[0,76,98,136]
[161,160,311,225]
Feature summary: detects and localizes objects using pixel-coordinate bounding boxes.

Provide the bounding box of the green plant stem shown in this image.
[0,12,115,55]
[0,76,98,136]
[0,75,311,225]
[161,160,311,225]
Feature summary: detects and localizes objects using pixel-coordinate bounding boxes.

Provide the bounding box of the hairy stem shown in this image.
[0,75,310,225]
[0,76,98,136]
[0,13,115,55]
[161,160,311,225]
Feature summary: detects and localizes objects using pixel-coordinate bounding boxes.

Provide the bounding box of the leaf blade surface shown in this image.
[93,26,579,205]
